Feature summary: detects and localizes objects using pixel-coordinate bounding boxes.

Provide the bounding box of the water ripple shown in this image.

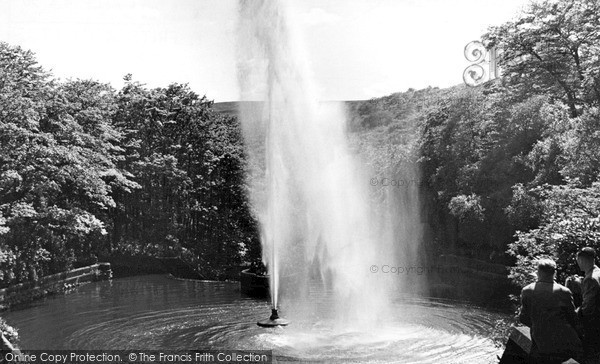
[4,275,504,364]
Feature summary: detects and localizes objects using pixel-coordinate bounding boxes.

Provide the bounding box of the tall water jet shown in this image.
[237,0,418,328]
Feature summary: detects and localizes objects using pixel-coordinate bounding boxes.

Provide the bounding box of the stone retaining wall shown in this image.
[499,326,531,363]
[0,263,112,309]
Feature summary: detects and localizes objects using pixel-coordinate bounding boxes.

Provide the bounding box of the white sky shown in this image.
[0,0,528,101]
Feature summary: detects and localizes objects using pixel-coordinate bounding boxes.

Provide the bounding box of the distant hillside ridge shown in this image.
[213,85,460,133]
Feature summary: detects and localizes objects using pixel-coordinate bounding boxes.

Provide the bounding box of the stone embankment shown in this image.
[0,263,112,310]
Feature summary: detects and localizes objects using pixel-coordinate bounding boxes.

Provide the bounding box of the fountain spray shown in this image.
[237,0,407,329]
[257,228,289,327]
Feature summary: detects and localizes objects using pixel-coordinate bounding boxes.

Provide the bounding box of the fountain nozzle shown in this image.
[257,307,290,327]
[269,308,280,320]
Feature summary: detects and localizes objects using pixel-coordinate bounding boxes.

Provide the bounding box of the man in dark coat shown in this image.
[520,258,583,363]
[576,247,600,361]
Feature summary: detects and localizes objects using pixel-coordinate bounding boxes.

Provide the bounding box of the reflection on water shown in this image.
[4,275,505,363]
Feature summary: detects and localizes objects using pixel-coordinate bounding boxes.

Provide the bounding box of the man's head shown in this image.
[536,258,556,281]
[577,247,596,272]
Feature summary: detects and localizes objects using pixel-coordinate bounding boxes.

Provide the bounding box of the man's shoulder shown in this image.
[521,282,572,294]
[554,283,573,295]
[592,266,600,279]
[585,266,600,285]
[522,282,536,293]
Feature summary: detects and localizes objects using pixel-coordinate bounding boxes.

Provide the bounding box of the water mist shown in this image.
[237,0,420,329]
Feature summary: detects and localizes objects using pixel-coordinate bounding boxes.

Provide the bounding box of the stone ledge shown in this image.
[499,326,531,364]
[0,263,112,309]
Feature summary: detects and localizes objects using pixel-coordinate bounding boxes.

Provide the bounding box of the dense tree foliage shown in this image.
[507,180,600,287]
[418,86,555,257]
[0,42,258,286]
[483,0,600,117]
[0,43,130,283]
[483,0,600,285]
[420,0,600,282]
[349,0,600,284]
[112,78,259,278]
[0,0,597,300]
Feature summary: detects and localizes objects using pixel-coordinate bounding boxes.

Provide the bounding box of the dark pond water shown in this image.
[3,275,507,363]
